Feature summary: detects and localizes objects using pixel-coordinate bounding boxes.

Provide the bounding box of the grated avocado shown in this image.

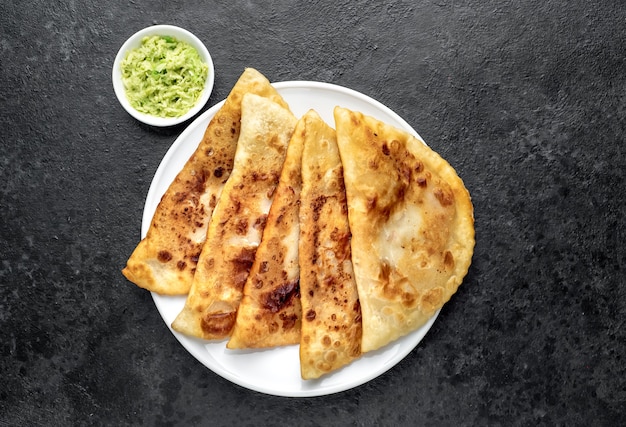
[121,35,208,118]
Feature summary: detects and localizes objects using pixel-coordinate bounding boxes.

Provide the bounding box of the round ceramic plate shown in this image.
[143,81,439,397]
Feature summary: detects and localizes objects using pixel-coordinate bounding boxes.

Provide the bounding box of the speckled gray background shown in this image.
[1,0,624,425]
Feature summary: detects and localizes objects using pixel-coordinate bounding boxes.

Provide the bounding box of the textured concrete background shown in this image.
[1,0,625,425]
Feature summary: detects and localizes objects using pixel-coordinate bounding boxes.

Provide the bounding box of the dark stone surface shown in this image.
[1,0,624,425]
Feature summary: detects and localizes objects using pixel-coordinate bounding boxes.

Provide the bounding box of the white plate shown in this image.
[143,81,439,397]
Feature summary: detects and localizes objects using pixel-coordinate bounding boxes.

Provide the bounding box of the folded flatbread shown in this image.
[172,93,297,340]
[298,110,362,379]
[334,106,475,352]
[227,113,306,349]
[122,68,290,295]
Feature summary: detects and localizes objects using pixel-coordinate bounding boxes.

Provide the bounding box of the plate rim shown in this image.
[143,80,439,397]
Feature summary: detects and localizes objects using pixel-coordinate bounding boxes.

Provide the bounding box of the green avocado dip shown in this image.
[121,35,208,118]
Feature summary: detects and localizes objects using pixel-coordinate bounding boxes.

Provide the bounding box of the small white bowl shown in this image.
[112,25,215,127]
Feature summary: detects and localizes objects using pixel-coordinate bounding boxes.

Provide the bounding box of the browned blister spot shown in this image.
[330,228,351,262]
[310,195,326,222]
[201,311,236,336]
[401,289,417,308]
[231,247,257,290]
[414,160,424,173]
[279,312,298,331]
[261,280,299,313]
[259,261,269,273]
[157,250,172,262]
[434,187,454,206]
[253,214,268,230]
[191,169,207,193]
[443,250,455,268]
[235,218,248,235]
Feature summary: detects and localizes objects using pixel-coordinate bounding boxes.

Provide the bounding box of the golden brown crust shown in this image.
[226,114,306,349]
[122,68,290,295]
[298,110,362,380]
[171,93,297,340]
[334,106,475,353]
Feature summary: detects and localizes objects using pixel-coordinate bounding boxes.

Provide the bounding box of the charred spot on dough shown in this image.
[414,160,424,173]
[266,185,277,199]
[279,312,298,331]
[434,186,454,207]
[200,309,236,336]
[231,247,257,290]
[172,191,188,204]
[399,162,412,184]
[259,261,269,273]
[261,280,299,313]
[157,250,172,263]
[395,183,407,201]
[235,218,248,235]
[253,276,264,289]
[251,171,267,182]
[443,250,455,268]
[253,214,268,230]
[190,252,201,264]
[330,228,351,261]
[191,169,208,193]
[310,195,327,222]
